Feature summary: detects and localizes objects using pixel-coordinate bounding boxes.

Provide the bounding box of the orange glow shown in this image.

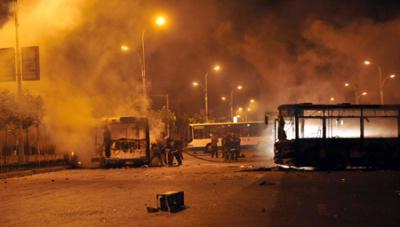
[362,91,368,96]
[344,82,350,87]
[192,81,199,87]
[250,99,255,103]
[155,16,166,27]
[120,45,129,52]
[221,96,226,101]
[364,60,371,65]
[390,74,396,78]
[330,97,335,102]
[237,85,242,90]
[213,65,221,71]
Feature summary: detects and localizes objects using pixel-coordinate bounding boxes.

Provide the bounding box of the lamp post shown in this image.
[121,15,167,100]
[230,85,242,121]
[363,60,396,104]
[344,82,367,104]
[204,64,221,122]
[380,74,396,104]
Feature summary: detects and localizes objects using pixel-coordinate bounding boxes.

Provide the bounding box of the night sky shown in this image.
[1,0,400,119]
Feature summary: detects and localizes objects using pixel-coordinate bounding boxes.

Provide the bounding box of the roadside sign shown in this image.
[0,48,16,81]
[21,46,40,80]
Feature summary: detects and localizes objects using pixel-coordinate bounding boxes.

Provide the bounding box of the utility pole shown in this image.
[14,0,24,163]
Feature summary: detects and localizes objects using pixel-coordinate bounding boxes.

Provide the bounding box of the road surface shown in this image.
[1,152,400,227]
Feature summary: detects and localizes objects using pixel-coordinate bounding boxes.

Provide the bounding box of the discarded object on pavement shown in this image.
[157,191,185,212]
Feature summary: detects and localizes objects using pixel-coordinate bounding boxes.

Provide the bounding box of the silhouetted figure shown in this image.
[150,142,164,166]
[103,126,112,158]
[232,134,241,160]
[211,134,219,158]
[278,115,287,141]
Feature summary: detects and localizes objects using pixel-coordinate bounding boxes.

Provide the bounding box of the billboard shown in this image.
[21,46,40,81]
[0,48,16,82]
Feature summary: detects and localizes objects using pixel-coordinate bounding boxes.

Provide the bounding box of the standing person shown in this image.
[211,134,219,158]
[223,134,233,161]
[232,133,241,160]
[165,137,175,166]
[103,126,112,158]
[151,137,166,166]
[174,135,184,165]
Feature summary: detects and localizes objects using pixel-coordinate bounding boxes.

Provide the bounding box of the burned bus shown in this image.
[94,116,150,167]
[274,104,400,169]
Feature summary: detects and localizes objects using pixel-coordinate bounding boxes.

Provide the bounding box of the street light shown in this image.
[221,96,227,101]
[380,74,396,104]
[192,81,199,87]
[250,99,255,103]
[330,97,335,102]
[363,60,395,104]
[356,91,368,103]
[155,16,167,27]
[120,45,129,52]
[204,64,221,122]
[140,15,168,100]
[230,85,243,121]
[344,82,367,104]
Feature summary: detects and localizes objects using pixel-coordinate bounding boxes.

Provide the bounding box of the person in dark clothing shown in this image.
[165,137,182,166]
[174,135,184,163]
[103,126,112,158]
[150,142,164,166]
[223,134,233,161]
[232,134,241,160]
[210,134,219,158]
[165,137,174,166]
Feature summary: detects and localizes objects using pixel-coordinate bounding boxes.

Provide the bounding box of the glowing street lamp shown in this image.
[120,44,129,52]
[363,60,395,104]
[221,96,227,101]
[330,97,335,102]
[204,64,222,122]
[230,85,243,121]
[139,14,168,99]
[192,81,199,87]
[155,16,167,27]
[250,99,255,103]
[344,82,366,104]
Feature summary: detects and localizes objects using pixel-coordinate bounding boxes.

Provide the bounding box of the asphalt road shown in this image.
[1,153,399,227]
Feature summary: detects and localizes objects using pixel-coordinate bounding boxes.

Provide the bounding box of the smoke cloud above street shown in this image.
[0,0,399,158]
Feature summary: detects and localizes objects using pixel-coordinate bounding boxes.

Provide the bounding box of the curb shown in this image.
[0,166,68,179]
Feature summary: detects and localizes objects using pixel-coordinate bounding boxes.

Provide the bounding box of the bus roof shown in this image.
[189,121,264,127]
[278,103,400,111]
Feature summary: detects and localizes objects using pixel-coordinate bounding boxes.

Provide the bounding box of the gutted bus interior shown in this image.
[95,117,150,167]
[274,104,400,169]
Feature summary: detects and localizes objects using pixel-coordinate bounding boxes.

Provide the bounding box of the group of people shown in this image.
[208,133,241,161]
[150,136,183,167]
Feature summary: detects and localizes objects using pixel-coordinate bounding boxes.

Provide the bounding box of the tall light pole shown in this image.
[345,82,367,104]
[14,0,24,162]
[204,64,221,122]
[363,60,396,104]
[230,85,242,121]
[121,15,167,101]
[380,74,396,104]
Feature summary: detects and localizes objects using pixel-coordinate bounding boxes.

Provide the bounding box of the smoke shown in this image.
[1,0,400,162]
[213,2,400,111]
[0,0,155,163]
